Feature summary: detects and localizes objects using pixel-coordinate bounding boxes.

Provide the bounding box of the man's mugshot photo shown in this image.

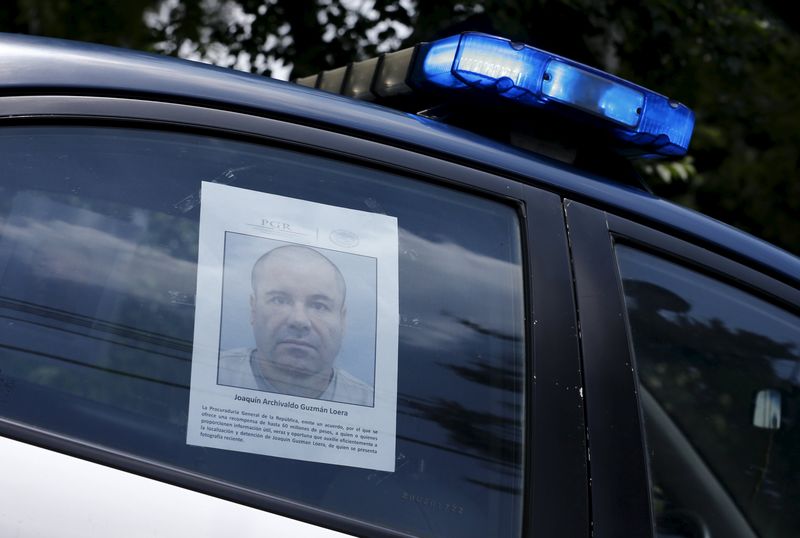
[217,233,377,407]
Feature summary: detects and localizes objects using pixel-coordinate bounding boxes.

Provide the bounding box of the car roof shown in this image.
[1,32,798,287]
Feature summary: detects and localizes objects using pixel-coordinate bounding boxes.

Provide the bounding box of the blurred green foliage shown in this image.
[1,0,798,255]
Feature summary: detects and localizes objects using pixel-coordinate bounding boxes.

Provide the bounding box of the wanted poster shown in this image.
[187,182,398,471]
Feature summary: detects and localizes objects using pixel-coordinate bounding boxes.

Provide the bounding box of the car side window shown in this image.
[615,245,800,538]
[0,126,526,537]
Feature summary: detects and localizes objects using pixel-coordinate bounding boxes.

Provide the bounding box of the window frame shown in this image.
[0,95,588,538]
[565,198,800,538]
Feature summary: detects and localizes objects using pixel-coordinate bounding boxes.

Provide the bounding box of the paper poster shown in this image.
[186,182,399,471]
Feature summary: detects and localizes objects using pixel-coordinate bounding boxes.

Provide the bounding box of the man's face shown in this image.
[250,248,346,379]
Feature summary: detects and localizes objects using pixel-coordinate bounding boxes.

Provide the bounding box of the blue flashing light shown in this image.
[627,95,695,156]
[542,60,644,128]
[419,35,464,88]
[451,33,546,100]
[411,32,695,156]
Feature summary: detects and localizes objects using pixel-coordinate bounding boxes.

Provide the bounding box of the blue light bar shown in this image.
[411,32,694,156]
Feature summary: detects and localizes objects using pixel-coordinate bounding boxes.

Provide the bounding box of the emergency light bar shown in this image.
[296,32,695,157]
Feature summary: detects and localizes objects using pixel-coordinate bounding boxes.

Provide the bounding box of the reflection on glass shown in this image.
[616,246,800,538]
[0,127,525,538]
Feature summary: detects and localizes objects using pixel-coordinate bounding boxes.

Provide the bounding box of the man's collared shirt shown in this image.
[218,347,374,406]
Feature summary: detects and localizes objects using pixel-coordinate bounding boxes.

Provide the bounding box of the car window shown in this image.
[0,126,526,537]
[615,245,800,538]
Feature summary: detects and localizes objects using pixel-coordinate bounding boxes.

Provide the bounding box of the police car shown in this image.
[0,31,798,538]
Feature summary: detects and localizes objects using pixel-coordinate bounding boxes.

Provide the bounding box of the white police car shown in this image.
[0,31,798,538]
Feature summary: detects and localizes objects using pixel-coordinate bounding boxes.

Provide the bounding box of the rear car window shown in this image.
[616,245,800,538]
[0,126,526,537]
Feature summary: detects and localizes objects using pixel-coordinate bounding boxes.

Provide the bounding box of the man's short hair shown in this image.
[250,245,347,306]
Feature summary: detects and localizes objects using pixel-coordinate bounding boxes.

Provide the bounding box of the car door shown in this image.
[0,94,587,537]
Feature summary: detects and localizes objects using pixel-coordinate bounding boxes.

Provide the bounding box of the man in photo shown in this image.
[219,244,374,406]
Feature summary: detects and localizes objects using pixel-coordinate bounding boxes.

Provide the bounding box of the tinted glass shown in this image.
[616,246,800,538]
[0,126,525,537]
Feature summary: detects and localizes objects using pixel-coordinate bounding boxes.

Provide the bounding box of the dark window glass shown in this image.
[0,126,525,538]
[616,246,800,538]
